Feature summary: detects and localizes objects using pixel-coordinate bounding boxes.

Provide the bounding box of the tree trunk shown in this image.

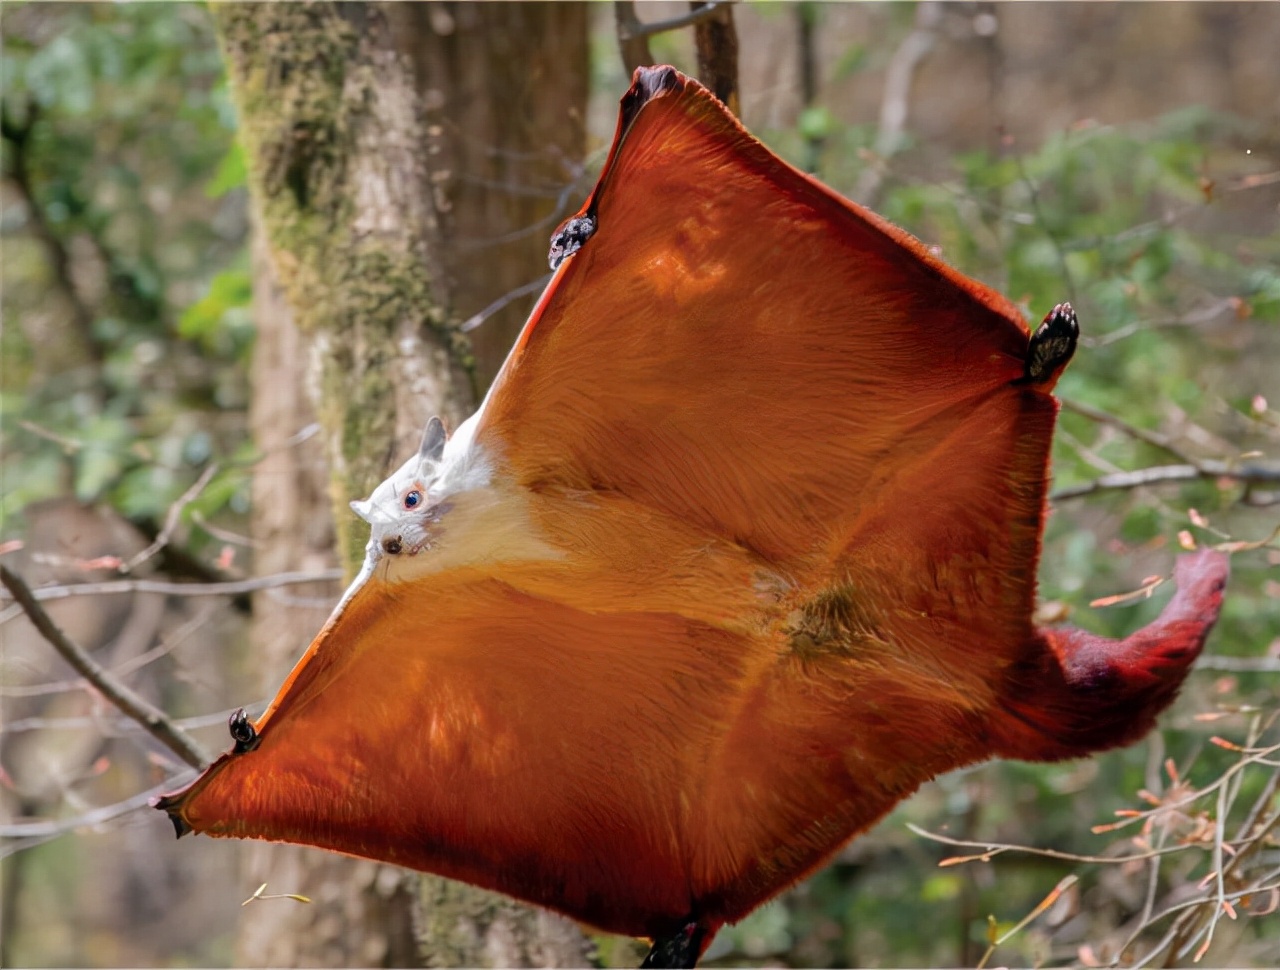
[216,2,592,965]
[238,225,423,966]
[390,2,590,386]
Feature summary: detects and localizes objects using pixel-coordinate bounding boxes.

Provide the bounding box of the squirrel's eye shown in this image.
[403,489,422,510]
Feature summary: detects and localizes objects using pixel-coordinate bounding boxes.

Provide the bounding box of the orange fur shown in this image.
[157,68,1228,958]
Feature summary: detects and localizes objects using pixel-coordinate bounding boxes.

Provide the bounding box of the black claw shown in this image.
[640,920,708,969]
[548,214,596,269]
[1023,302,1079,384]
[167,810,192,839]
[229,707,260,754]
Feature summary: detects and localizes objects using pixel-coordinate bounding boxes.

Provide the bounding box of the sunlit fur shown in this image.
[158,68,1228,959]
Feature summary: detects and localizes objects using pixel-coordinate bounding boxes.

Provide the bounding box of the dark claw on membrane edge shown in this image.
[167,810,192,839]
[150,789,193,838]
[547,214,597,270]
[1023,301,1079,384]
[229,707,259,754]
[641,921,708,970]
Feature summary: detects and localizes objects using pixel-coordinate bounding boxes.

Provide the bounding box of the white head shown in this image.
[351,416,452,558]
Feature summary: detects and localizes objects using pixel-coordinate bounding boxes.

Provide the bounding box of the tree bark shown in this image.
[215,2,592,966]
[238,224,423,967]
[690,2,739,116]
[215,1,474,576]
[390,2,590,387]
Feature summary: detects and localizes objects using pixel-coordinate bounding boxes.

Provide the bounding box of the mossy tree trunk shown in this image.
[216,3,592,966]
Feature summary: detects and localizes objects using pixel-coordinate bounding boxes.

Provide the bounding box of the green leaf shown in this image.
[797,105,837,143]
[178,265,252,344]
[205,141,246,198]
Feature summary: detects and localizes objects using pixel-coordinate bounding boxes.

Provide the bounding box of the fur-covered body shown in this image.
[158,67,1228,957]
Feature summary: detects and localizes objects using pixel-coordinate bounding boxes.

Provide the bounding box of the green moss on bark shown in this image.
[213,3,473,575]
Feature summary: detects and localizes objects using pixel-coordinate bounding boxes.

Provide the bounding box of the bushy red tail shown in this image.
[995,549,1229,762]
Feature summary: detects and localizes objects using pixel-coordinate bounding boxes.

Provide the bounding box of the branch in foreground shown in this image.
[1,98,103,367]
[1051,462,1280,501]
[1061,397,1205,463]
[122,463,220,573]
[0,565,210,769]
[460,273,552,333]
[0,567,343,619]
[614,1,726,74]
[0,775,195,852]
[615,0,724,42]
[1055,397,1280,502]
[853,1,941,206]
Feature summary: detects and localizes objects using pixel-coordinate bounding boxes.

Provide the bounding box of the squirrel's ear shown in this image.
[419,416,446,464]
[350,498,374,523]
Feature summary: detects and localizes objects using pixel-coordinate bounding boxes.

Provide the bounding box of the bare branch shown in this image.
[460,274,553,334]
[1,602,216,697]
[1088,297,1243,349]
[1233,758,1280,842]
[853,2,942,206]
[614,1,654,73]
[6,701,267,737]
[1055,397,1280,503]
[906,823,1189,867]
[457,171,587,253]
[1014,151,1078,308]
[1051,463,1202,500]
[1126,875,1280,967]
[0,565,210,769]
[0,774,196,856]
[1050,461,1280,502]
[0,568,343,625]
[1060,397,1197,462]
[615,1,727,75]
[1,97,104,368]
[16,418,84,453]
[616,1,725,43]
[190,510,259,548]
[122,463,220,573]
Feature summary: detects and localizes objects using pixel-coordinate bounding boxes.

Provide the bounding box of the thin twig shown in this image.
[1139,827,1168,942]
[190,510,259,548]
[16,418,85,454]
[1193,781,1231,961]
[853,1,941,206]
[1,601,215,697]
[1233,758,1280,843]
[460,274,553,333]
[1123,876,1280,968]
[6,701,267,737]
[1055,398,1280,501]
[0,567,342,617]
[906,823,1190,867]
[1050,462,1280,501]
[1,98,104,367]
[122,463,220,573]
[1014,150,1077,307]
[0,565,209,769]
[1088,298,1241,349]
[977,874,1078,969]
[1052,464,1203,500]
[0,774,196,853]
[615,0,724,42]
[1060,398,1197,462]
[456,173,587,252]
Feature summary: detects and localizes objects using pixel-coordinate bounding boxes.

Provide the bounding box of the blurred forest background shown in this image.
[2,2,1278,967]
